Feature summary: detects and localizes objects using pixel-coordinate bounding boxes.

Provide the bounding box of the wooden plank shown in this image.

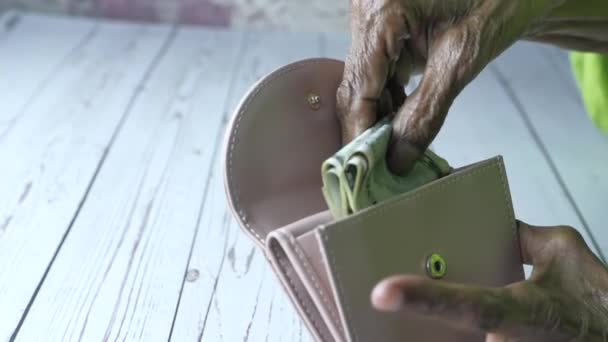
[436,71,600,259]
[0,12,98,135]
[432,56,600,257]
[15,28,243,342]
[493,42,608,257]
[0,16,171,341]
[170,31,320,342]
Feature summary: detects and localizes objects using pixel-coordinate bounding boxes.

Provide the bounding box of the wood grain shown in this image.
[170,31,322,342]
[14,27,245,341]
[0,13,97,137]
[432,43,602,258]
[0,14,171,341]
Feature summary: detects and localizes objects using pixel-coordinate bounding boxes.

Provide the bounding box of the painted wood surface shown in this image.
[494,43,608,255]
[0,11,606,342]
[14,28,245,341]
[0,13,171,341]
[0,12,95,138]
[431,58,602,257]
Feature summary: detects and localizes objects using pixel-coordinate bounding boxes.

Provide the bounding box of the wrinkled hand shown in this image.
[372,222,608,341]
[336,0,569,175]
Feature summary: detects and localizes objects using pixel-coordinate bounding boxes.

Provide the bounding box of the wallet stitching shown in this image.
[323,160,512,342]
[496,161,519,248]
[271,242,332,342]
[227,59,337,243]
[290,235,344,335]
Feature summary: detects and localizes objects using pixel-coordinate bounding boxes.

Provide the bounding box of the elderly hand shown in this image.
[336,0,608,175]
[372,222,608,341]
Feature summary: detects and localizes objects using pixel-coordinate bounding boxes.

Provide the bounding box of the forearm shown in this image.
[526,0,608,53]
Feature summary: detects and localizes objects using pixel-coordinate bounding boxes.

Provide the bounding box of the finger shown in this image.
[388,17,490,175]
[336,8,409,144]
[487,333,546,342]
[517,221,596,267]
[371,275,515,332]
[386,46,413,113]
[377,89,392,119]
[386,48,412,114]
[376,76,407,119]
[516,221,553,266]
[377,44,412,119]
[486,333,517,342]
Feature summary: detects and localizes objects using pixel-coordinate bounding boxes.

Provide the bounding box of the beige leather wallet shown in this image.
[223,58,525,341]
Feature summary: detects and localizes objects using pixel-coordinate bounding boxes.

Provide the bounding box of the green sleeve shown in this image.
[570,52,608,134]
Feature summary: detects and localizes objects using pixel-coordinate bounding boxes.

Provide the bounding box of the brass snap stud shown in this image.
[307,93,321,110]
[426,253,447,279]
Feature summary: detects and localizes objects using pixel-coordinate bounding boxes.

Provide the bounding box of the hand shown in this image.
[336,0,602,175]
[371,222,608,341]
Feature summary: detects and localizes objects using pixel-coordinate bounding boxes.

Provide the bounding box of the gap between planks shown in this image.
[166,30,249,341]
[492,43,608,258]
[0,13,173,341]
[14,26,245,342]
[9,27,179,342]
[490,64,605,261]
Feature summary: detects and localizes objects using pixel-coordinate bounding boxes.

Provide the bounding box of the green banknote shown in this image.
[321,119,452,219]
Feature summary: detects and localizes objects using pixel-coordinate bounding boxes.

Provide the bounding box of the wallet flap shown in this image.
[317,156,524,341]
[223,59,344,248]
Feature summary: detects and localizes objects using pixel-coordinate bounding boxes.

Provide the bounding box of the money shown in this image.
[321,119,451,219]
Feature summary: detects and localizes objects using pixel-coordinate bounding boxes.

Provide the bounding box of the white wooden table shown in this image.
[1,11,607,342]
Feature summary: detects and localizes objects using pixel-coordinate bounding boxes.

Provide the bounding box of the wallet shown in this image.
[223,58,525,341]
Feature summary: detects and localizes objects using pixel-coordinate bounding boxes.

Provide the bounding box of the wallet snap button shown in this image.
[425,253,447,279]
[307,93,321,110]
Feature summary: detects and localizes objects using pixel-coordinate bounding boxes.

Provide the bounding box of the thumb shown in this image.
[371,275,516,332]
[388,18,491,175]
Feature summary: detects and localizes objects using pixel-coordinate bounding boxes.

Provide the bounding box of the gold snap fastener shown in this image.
[426,253,447,279]
[307,93,321,110]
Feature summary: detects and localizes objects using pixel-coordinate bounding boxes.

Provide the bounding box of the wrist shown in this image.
[523,0,608,53]
[547,0,608,19]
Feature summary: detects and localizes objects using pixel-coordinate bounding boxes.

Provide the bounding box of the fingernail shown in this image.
[371,283,403,312]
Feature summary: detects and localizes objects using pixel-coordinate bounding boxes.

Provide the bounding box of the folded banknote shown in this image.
[321,119,452,218]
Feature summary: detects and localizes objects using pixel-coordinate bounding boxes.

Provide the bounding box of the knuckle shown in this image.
[472,290,507,331]
[551,225,585,249]
[336,81,354,118]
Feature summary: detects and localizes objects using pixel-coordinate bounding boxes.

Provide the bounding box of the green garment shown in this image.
[570,52,608,134]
